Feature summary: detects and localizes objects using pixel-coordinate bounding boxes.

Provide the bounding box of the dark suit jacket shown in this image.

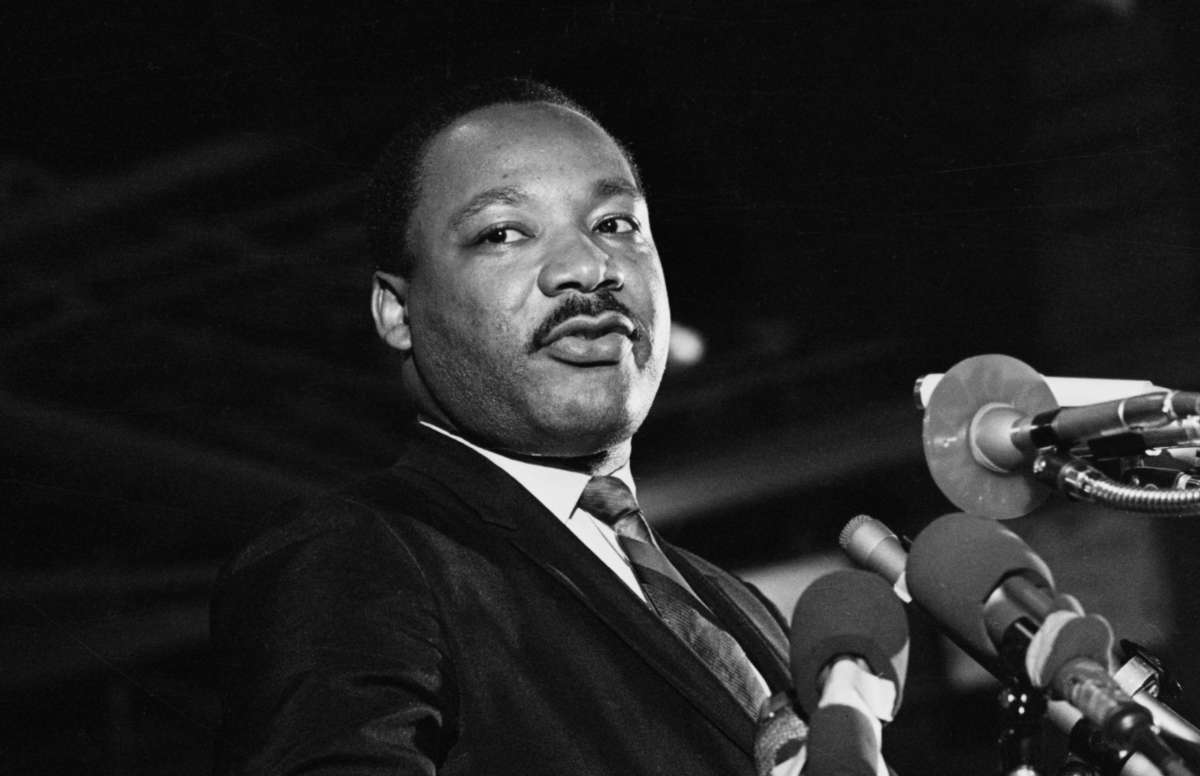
[211,424,792,775]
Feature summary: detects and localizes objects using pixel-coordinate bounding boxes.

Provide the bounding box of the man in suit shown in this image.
[211,79,796,775]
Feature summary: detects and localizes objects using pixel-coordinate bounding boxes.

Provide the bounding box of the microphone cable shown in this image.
[1034,451,1200,516]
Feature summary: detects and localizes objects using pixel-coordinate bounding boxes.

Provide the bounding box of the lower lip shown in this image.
[543,333,632,364]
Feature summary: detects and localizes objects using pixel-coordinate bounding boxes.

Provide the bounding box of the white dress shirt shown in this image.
[419,421,646,601]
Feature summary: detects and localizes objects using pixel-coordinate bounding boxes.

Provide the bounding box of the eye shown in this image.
[595,215,639,234]
[474,226,527,245]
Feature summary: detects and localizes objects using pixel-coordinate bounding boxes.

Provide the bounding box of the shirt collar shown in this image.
[418,420,636,522]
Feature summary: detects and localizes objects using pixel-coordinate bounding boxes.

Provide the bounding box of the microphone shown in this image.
[838,514,910,603]
[930,364,1196,474]
[841,514,1180,776]
[905,513,1195,776]
[919,354,1200,519]
[790,569,909,776]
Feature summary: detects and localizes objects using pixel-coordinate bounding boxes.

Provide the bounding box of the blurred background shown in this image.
[4,0,1200,772]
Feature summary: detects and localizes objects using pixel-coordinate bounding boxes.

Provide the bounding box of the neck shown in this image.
[418,415,632,476]
[498,443,631,476]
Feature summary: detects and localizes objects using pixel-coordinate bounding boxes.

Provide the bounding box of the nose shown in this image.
[537,231,625,296]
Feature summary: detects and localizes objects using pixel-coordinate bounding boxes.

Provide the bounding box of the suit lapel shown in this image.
[504,511,760,754]
[666,544,792,694]
[390,426,760,755]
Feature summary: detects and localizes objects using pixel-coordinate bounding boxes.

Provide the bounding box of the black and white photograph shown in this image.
[5,2,1200,773]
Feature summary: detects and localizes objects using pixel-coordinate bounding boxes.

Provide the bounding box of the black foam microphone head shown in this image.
[806,705,882,776]
[790,569,909,718]
[906,512,1055,661]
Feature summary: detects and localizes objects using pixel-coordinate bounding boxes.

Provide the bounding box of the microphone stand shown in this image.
[997,617,1049,776]
[998,679,1048,776]
[973,585,1196,776]
[994,619,1148,776]
[1044,638,1199,776]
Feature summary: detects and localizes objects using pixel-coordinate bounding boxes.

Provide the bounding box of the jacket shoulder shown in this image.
[218,464,467,577]
[210,469,459,774]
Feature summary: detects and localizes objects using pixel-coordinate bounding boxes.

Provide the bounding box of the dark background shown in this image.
[4,1,1200,773]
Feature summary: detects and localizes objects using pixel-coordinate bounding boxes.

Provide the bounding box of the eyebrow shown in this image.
[447,186,530,233]
[445,177,645,234]
[594,177,643,201]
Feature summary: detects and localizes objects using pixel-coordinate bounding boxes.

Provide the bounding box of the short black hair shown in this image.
[365,77,640,277]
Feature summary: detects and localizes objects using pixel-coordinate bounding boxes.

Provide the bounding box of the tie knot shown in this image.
[578,475,642,528]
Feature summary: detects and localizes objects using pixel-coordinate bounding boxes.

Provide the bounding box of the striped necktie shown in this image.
[578,475,770,720]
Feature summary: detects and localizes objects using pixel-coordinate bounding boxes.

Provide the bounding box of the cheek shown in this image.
[636,263,671,342]
[452,271,541,344]
[631,245,668,301]
[416,279,532,369]
[649,273,670,322]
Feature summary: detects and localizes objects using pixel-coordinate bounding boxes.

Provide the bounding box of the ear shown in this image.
[371,270,413,354]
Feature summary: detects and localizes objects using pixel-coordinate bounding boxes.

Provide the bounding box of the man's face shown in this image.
[394,102,670,458]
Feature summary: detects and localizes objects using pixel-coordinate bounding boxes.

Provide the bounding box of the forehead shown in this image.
[414,102,637,223]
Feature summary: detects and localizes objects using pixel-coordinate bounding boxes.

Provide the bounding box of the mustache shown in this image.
[529,290,644,352]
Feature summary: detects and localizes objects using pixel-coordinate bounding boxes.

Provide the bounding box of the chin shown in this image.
[550,428,636,458]
[469,376,660,458]
[533,406,646,457]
